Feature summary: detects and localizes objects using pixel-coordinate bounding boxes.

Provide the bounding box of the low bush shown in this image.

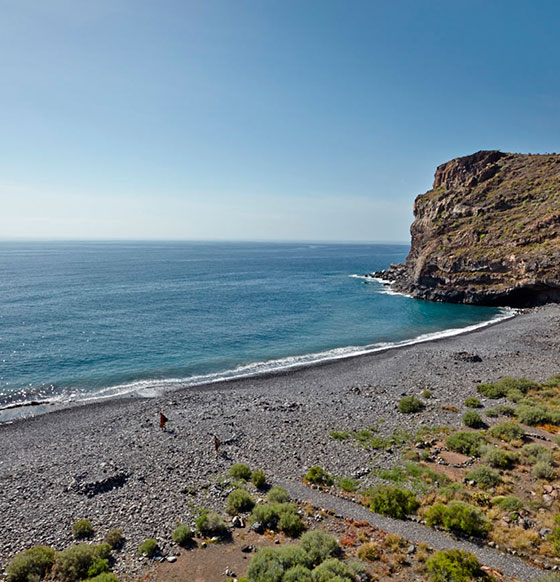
[398,395,424,413]
[103,529,124,549]
[477,377,538,400]
[312,557,354,581]
[495,495,524,512]
[56,544,110,580]
[465,466,501,489]
[196,511,229,537]
[357,541,381,562]
[251,504,278,529]
[426,549,487,582]
[267,486,290,504]
[136,539,158,558]
[282,565,313,582]
[445,432,486,456]
[481,446,517,469]
[226,488,255,515]
[278,510,305,538]
[303,466,333,486]
[486,404,516,418]
[335,476,359,492]
[488,422,525,442]
[464,397,482,408]
[246,545,310,581]
[462,411,484,428]
[5,545,56,582]
[86,574,120,582]
[72,518,94,539]
[300,531,340,566]
[425,501,491,537]
[250,469,266,489]
[533,461,555,480]
[516,404,553,426]
[422,390,433,398]
[521,443,553,465]
[230,463,252,480]
[368,485,419,519]
[172,524,193,546]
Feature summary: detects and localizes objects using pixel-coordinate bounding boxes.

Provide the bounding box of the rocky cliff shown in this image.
[375,150,560,307]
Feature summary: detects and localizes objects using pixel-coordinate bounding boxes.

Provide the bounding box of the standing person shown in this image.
[213,435,221,455]
[159,411,168,430]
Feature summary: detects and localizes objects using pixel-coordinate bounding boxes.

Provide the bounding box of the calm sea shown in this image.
[0,241,507,411]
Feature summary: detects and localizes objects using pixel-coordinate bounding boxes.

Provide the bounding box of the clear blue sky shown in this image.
[1,0,558,241]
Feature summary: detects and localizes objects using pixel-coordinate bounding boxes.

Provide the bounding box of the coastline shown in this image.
[1,303,559,578]
[0,303,515,424]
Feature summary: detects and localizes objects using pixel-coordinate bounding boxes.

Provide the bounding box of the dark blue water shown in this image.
[0,241,507,409]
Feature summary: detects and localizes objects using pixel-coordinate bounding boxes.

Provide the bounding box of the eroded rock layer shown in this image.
[379,150,560,307]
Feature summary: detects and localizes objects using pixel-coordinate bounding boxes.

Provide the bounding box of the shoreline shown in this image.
[1,304,559,577]
[0,304,517,425]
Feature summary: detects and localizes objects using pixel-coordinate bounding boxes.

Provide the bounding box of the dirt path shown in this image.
[280,481,543,581]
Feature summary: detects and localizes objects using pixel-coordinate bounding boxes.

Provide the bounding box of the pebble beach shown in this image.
[1,304,560,579]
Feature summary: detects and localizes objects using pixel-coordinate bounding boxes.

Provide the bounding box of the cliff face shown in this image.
[383,150,560,307]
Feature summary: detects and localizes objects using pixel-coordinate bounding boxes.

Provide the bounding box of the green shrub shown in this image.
[445,432,486,456]
[521,443,553,465]
[477,377,537,400]
[196,511,229,537]
[425,501,491,537]
[462,411,484,428]
[251,504,279,529]
[422,390,433,398]
[465,466,501,489]
[103,529,124,549]
[5,546,56,582]
[311,558,354,581]
[230,463,252,480]
[251,469,266,489]
[278,511,305,538]
[282,565,313,582]
[495,496,524,512]
[533,461,555,480]
[303,466,333,486]
[426,549,487,582]
[267,486,290,504]
[335,476,359,492]
[532,575,560,582]
[486,404,516,418]
[357,541,381,562]
[481,446,517,469]
[398,395,424,413]
[464,397,482,408]
[488,421,525,442]
[137,538,158,558]
[86,574,120,582]
[247,546,310,582]
[172,524,193,546]
[368,485,419,519]
[72,518,94,539]
[95,543,112,560]
[226,488,255,515]
[55,544,110,580]
[300,531,340,566]
[516,404,560,426]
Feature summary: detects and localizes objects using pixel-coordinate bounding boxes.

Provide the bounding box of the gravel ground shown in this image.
[281,481,542,581]
[1,304,560,579]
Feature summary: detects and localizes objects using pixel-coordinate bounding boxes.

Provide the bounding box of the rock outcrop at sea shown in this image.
[374,150,560,306]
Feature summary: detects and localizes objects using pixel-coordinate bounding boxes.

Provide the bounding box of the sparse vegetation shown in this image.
[250,469,266,489]
[465,465,501,489]
[172,524,193,546]
[425,501,491,537]
[303,466,333,486]
[481,446,517,469]
[229,463,252,480]
[56,544,111,580]
[398,395,424,413]
[495,495,524,512]
[357,541,381,562]
[136,538,158,558]
[195,510,229,538]
[462,410,484,428]
[488,421,525,442]
[464,397,482,408]
[226,488,255,515]
[103,529,124,549]
[367,485,419,519]
[300,531,340,565]
[5,546,56,582]
[267,486,290,504]
[533,461,555,480]
[445,431,486,456]
[72,518,94,539]
[426,549,488,582]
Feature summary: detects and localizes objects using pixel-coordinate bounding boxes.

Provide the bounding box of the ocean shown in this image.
[0,241,509,412]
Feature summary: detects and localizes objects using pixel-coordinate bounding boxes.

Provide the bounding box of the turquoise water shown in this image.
[0,241,506,409]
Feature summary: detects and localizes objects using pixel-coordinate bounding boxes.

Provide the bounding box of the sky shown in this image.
[0,0,559,242]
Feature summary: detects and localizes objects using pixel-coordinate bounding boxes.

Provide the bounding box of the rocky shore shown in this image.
[1,304,560,579]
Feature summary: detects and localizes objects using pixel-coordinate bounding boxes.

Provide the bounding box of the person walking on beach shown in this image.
[159,411,168,430]
[213,435,221,455]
